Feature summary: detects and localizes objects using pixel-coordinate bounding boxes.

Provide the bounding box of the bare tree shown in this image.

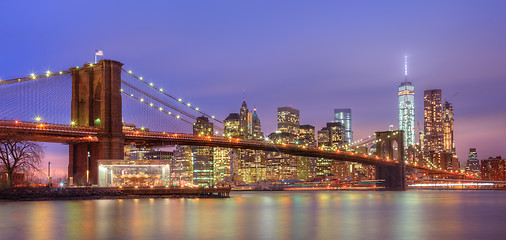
[0,133,44,187]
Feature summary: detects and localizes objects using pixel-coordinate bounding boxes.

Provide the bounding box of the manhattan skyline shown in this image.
[1,1,505,174]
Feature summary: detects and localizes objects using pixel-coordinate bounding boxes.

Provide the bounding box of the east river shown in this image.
[1,191,505,240]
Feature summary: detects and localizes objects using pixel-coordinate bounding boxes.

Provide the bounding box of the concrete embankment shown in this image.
[0,186,230,201]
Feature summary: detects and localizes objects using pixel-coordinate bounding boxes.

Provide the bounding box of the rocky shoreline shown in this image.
[0,187,230,201]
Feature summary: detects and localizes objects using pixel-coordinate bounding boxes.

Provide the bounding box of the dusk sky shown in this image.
[1,1,505,175]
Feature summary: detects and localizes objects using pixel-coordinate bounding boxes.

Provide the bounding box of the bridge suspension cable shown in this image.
[122,69,223,124]
[121,89,194,126]
[121,79,224,133]
[0,71,70,86]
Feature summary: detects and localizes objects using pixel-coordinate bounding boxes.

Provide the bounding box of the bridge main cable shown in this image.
[121,80,224,133]
[0,71,70,86]
[122,69,224,124]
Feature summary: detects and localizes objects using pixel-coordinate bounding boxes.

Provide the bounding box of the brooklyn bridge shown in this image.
[0,60,474,190]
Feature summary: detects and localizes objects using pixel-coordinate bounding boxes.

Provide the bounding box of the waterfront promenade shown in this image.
[0,186,230,201]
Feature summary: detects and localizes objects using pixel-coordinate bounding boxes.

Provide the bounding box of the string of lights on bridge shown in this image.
[122,68,223,125]
[120,88,223,135]
[0,70,70,86]
[120,78,224,133]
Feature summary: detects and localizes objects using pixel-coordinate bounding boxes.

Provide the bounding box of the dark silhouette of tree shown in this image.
[0,133,43,187]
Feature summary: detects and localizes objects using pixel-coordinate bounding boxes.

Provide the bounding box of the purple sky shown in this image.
[1,1,505,175]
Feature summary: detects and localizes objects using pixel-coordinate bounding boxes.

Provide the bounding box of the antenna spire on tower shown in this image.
[404,55,408,82]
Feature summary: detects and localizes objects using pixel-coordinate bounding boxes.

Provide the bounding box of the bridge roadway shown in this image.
[0,120,473,178]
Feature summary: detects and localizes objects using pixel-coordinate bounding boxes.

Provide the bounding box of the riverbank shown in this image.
[0,186,230,201]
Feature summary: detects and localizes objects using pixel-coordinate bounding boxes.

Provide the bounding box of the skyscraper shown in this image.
[193,116,214,136]
[326,122,346,148]
[278,106,300,137]
[239,100,252,138]
[465,148,480,176]
[224,113,240,137]
[398,56,415,148]
[424,89,444,154]
[252,108,263,140]
[298,124,316,147]
[443,101,455,153]
[334,109,352,144]
[192,116,214,186]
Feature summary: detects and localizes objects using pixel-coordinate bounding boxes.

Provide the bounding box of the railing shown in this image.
[0,120,98,134]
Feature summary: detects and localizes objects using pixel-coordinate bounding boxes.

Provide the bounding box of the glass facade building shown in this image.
[333,109,352,144]
[398,81,415,148]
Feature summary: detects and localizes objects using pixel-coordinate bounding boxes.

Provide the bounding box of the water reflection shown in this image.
[1,191,505,240]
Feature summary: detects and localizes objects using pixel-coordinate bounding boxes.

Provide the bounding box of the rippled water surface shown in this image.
[1,191,505,240]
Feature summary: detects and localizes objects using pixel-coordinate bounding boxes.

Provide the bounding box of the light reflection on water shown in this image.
[1,191,505,240]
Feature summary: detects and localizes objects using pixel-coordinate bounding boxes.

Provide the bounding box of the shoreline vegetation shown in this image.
[0,186,231,201]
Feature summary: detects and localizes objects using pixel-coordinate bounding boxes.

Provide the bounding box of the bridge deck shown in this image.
[0,120,475,178]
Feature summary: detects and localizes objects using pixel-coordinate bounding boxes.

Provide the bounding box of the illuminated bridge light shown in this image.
[196,108,199,111]
[128,70,132,74]
[159,88,163,92]
[139,77,143,80]
[150,83,154,86]
[130,94,134,97]
[178,98,182,102]
[187,103,191,107]
[149,103,153,107]
[159,107,163,111]
[140,98,144,102]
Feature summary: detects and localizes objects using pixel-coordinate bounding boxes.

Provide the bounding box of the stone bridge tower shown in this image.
[68,60,125,185]
[375,130,406,191]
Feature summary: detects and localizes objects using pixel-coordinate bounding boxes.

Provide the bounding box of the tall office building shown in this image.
[298,124,316,147]
[398,56,415,148]
[239,100,253,138]
[465,148,480,175]
[424,89,444,154]
[326,122,346,148]
[224,113,240,137]
[172,145,193,184]
[227,100,265,183]
[252,108,263,140]
[192,116,214,186]
[297,124,316,180]
[278,106,300,137]
[316,122,347,179]
[193,116,214,136]
[334,109,353,144]
[443,101,455,153]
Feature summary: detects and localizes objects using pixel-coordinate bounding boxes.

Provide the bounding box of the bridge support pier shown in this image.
[376,164,406,191]
[68,60,125,185]
[375,130,406,191]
